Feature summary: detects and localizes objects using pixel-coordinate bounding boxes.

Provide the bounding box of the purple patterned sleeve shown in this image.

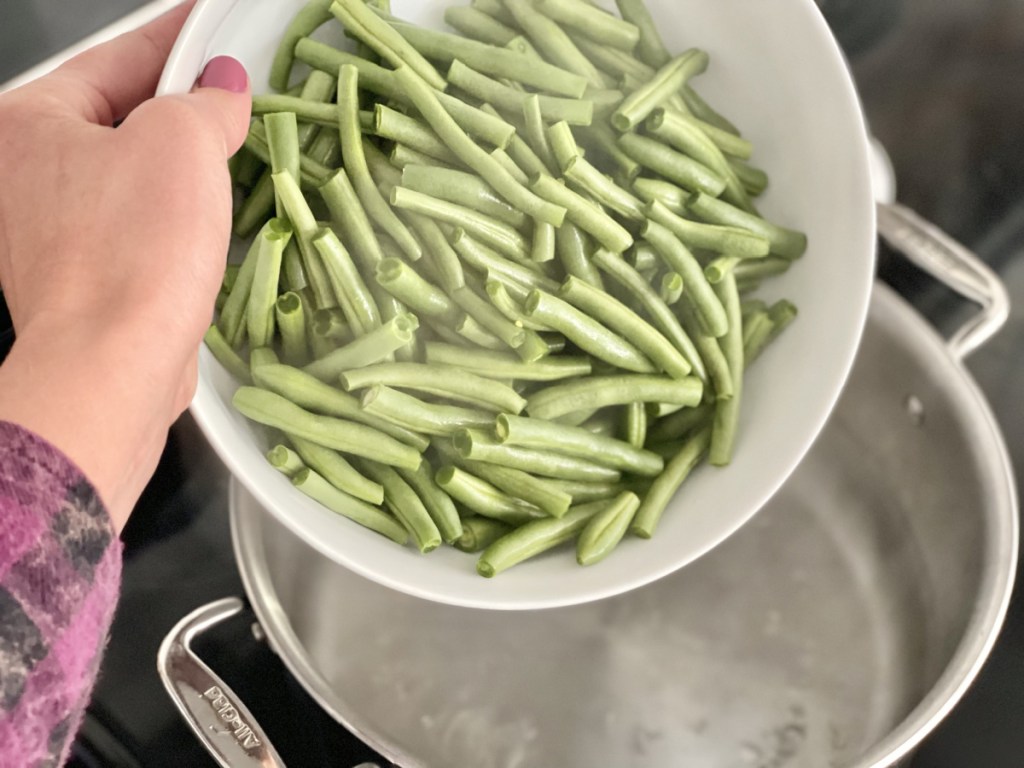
[0,422,122,768]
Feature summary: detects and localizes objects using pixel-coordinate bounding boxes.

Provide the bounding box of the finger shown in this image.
[33,1,195,125]
[121,56,252,158]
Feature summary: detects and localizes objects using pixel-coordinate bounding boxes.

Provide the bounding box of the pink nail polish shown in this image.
[198,55,249,93]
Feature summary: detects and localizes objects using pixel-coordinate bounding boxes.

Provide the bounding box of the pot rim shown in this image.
[229,283,1018,768]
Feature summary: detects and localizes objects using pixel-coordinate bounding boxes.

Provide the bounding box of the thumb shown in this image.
[122,55,252,158]
[189,56,253,156]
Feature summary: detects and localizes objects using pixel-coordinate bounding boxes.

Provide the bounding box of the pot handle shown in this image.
[876,201,1010,360]
[157,597,383,768]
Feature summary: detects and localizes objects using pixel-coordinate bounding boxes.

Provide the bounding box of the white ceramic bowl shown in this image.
[159,0,875,610]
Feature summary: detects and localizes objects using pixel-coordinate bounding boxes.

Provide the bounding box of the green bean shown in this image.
[524,290,655,373]
[642,219,728,337]
[631,427,711,538]
[472,0,518,27]
[204,325,250,383]
[521,94,558,172]
[268,444,305,477]
[527,221,555,264]
[392,461,461,543]
[614,0,670,67]
[548,224,599,291]
[646,200,770,258]
[618,133,725,197]
[288,434,385,505]
[313,308,353,343]
[233,171,276,239]
[501,0,606,86]
[253,95,339,128]
[633,177,687,215]
[730,158,769,196]
[687,192,807,258]
[264,112,300,220]
[270,0,334,91]
[307,126,342,168]
[505,130,554,179]
[527,374,703,421]
[562,153,646,222]
[424,342,590,381]
[391,143,454,170]
[311,228,381,337]
[435,466,545,526]
[675,299,733,400]
[612,50,709,131]
[709,274,743,465]
[545,480,621,506]
[577,123,641,182]
[403,213,466,294]
[454,516,514,552]
[624,401,647,448]
[246,223,293,349]
[458,460,572,519]
[303,313,418,382]
[570,32,653,82]
[452,286,527,350]
[576,491,641,566]
[746,300,797,364]
[489,147,530,185]
[292,467,409,545]
[374,106,461,166]
[341,362,526,414]
[393,66,567,227]
[535,0,640,52]
[681,86,743,140]
[497,414,663,476]
[245,122,331,188]
[448,60,594,126]
[273,292,308,367]
[530,174,633,255]
[319,170,384,278]
[657,272,683,305]
[233,386,423,470]
[560,275,692,379]
[375,258,462,327]
[704,255,741,285]
[249,348,280,376]
[391,186,530,263]
[219,220,280,346]
[330,0,446,91]
[281,241,307,294]
[646,401,713,442]
[271,171,336,309]
[483,279,548,332]
[589,249,706,382]
[339,68,422,263]
[451,230,561,292]
[476,502,602,577]
[252,364,429,451]
[361,385,495,436]
[742,310,773,365]
[384,20,590,97]
[351,458,440,553]
[444,5,518,45]
[401,164,527,229]
[455,429,622,483]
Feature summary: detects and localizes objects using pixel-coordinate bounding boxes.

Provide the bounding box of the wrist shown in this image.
[0,318,190,529]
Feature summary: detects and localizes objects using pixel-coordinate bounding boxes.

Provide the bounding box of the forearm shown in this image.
[0,420,122,766]
[0,320,188,531]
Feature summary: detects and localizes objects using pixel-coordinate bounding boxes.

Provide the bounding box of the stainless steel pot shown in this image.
[158,203,1017,768]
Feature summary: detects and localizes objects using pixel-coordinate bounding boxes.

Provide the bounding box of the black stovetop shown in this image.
[4,1,1024,766]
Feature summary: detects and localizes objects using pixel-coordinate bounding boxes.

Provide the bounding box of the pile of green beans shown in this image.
[213,0,806,577]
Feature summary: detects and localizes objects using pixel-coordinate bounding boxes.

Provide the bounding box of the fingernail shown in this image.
[197,55,248,93]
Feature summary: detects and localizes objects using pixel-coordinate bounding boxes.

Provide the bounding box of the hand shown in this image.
[0,2,252,529]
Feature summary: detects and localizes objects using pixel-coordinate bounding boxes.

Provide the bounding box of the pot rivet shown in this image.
[251,622,266,643]
[905,395,925,426]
